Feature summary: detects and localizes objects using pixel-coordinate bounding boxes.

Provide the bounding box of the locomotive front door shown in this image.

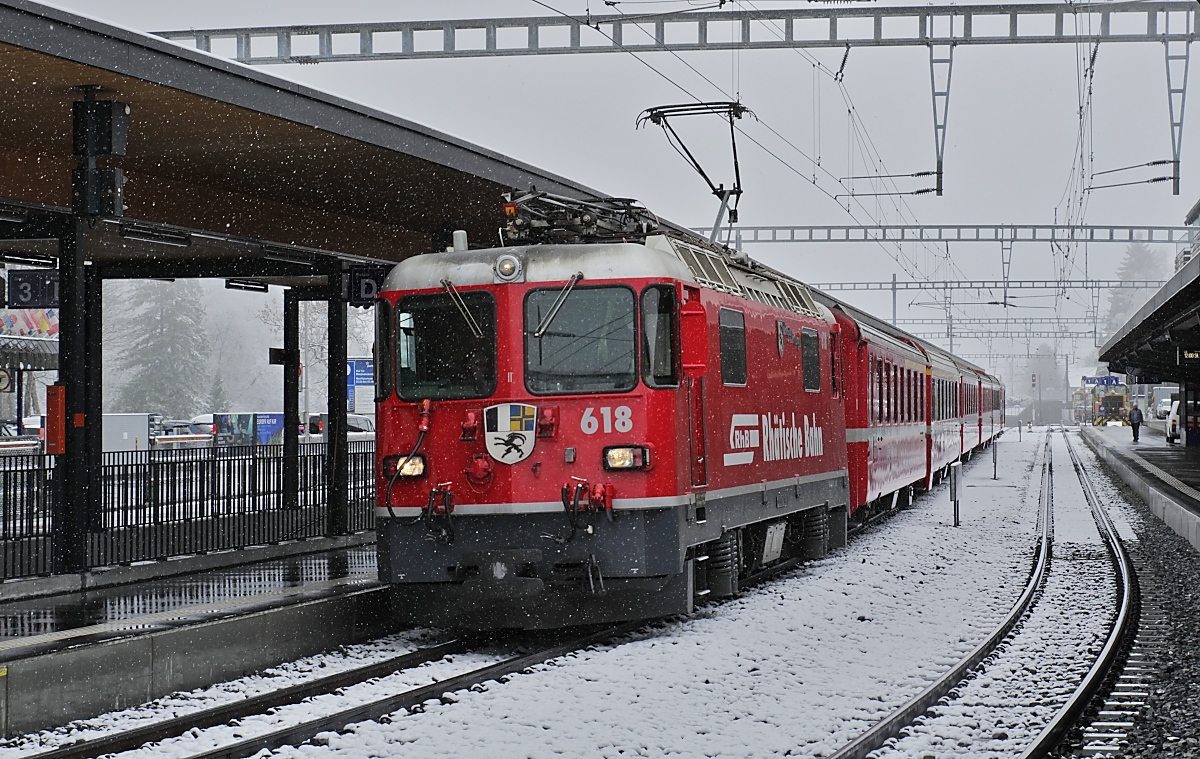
[688,376,707,486]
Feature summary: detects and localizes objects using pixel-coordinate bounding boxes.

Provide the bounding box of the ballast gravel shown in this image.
[872,431,1117,759]
[1070,434,1200,759]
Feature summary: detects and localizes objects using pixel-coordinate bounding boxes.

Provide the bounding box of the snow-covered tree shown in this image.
[1105,241,1171,336]
[107,280,210,418]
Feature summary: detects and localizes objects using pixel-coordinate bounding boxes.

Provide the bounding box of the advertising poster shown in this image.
[255,413,285,445]
[346,358,375,413]
[215,413,256,446]
[0,308,59,336]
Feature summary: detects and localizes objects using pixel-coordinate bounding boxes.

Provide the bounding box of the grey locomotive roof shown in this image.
[382,242,694,292]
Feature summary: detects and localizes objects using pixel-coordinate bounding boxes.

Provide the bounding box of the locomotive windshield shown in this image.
[396,292,497,401]
[524,285,636,394]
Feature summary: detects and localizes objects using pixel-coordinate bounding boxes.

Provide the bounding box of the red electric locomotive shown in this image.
[373,193,1002,629]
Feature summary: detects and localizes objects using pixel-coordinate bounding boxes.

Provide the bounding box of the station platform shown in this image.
[0,540,379,658]
[1081,423,1200,552]
[0,540,393,737]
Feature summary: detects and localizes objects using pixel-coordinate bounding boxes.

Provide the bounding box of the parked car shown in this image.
[1157,397,1174,419]
[1167,401,1181,444]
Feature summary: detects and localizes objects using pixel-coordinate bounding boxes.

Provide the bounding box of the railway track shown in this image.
[828,428,1138,759]
[32,622,642,759]
[20,429,1145,758]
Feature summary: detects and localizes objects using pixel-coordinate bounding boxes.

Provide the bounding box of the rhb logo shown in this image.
[724,414,759,466]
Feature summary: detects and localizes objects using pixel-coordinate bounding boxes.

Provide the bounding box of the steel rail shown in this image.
[1020,429,1139,758]
[33,638,469,759]
[828,434,1055,759]
[185,621,645,759]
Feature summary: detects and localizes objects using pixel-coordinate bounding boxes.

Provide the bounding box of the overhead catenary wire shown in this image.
[533,0,972,314]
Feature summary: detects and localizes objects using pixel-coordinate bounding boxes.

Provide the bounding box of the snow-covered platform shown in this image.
[0,544,391,737]
[1081,423,1200,552]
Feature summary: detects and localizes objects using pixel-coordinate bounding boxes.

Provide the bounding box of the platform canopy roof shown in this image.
[1100,251,1200,383]
[0,0,606,262]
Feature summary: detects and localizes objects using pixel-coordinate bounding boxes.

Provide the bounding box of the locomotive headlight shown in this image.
[383,454,426,478]
[603,446,651,471]
[494,253,523,283]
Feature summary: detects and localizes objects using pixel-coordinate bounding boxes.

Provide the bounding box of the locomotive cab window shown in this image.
[525,285,636,395]
[397,291,497,401]
[801,328,820,392]
[719,308,747,386]
[641,285,679,388]
[374,297,395,402]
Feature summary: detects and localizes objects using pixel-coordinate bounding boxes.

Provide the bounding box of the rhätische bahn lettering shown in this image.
[762,412,824,462]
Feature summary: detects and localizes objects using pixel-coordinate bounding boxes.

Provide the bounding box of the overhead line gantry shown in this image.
[156,1,1198,194]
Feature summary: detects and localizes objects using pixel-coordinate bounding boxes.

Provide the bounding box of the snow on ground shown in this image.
[244,430,1047,759]
[0,431,1050,759]
[871,430,1117,759]
[0,629,448,756]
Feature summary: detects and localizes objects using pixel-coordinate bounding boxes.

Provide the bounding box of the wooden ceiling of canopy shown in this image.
[0,1,598,261]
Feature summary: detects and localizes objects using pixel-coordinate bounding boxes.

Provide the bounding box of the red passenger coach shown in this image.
[373,193,1003,629]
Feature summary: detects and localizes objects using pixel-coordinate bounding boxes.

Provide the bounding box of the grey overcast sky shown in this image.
[42,0,1199,372]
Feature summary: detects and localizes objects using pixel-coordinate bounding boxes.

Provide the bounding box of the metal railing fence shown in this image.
[0,441,375,580]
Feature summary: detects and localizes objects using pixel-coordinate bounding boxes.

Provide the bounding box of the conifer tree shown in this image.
[1105,241,1170,336]
[108,280,210,417]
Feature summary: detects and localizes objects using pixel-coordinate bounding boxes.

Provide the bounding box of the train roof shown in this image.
[382,235,837,324]
[808,287,997,383]
[381,241,692,292]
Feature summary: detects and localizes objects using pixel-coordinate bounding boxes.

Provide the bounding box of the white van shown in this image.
[1167,401,1181,444]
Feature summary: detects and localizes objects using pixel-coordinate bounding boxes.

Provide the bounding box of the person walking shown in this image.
[1129,403,1144,443]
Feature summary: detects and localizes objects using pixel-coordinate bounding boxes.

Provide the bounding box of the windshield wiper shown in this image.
[532,272,584,338]
[441,279,484,339]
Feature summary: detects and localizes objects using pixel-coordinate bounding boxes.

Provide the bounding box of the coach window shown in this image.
[719,308,747,386]
[641,286,679,388]
[801,328,820,392]
[397,291,497,401]
[892,365,900,423]
[906,370,913,422]
[883,361,891,423]
[374,297,395,401]
[526,286,636,394]
[905,369,911,422]
[878,357,888,425]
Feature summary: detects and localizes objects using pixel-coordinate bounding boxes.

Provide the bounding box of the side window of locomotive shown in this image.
[396,291,497,401]
[526,286,636,395]
[801,328,820,392]
[374,297,395,402]
[719,308,747,386]
[641,285,679,388]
